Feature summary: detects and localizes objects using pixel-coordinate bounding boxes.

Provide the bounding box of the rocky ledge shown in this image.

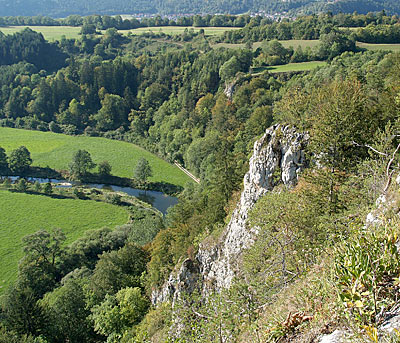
[152,124,309,305]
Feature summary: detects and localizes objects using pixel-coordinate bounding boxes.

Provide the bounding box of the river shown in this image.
[6,176,178,215]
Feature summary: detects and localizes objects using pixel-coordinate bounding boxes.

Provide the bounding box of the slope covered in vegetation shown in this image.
[0,189,128,291]
[0,12,400,343]
[1,0,400,17]
[0,127,190,186]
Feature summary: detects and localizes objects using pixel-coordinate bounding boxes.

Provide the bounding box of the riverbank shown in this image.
[0,165,183,196]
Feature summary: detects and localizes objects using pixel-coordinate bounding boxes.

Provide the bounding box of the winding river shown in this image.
[7,176,178,215]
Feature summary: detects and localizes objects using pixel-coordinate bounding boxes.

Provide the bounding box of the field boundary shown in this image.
[174,162,200,184]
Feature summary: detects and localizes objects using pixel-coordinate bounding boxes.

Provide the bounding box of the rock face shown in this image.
[151,124,308,304]
[365,173,400,228]
[318,330,347,343]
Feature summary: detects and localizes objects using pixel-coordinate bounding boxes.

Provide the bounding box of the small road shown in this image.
[174,161,200,184]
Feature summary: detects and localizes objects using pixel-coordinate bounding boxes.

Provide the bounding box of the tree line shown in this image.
[0,12,400,342]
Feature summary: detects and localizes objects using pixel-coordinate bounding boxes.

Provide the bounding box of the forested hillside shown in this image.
[0,11,400,343]
[1,0,400,17]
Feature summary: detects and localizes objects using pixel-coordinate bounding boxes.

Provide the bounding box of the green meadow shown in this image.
[252,61,327,74]
[0,25,82,41]
[0,25,239,41]
[356,41,400,51]
[212,39,320,50]
[0,127,190,187]
[213,39,400,52]
[121,26,240,36]
[0,189,128,291]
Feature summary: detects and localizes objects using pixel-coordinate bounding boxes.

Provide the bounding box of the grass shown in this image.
[278,39,320,49]
[212,39,320,50]
[0,25,82,41]
[252,61,327,74]
[212,39,400,53]
[0,189,128,291]
[120,26,240,36]
[0,25,239,41]
[356,41,400,51]
[0,127,191,187]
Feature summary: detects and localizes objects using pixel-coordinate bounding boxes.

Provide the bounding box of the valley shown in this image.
[0,8,400,343]
[0,127,190,187]
[0,189,128,291]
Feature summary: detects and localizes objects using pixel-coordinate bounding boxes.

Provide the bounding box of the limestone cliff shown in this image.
[151,124,308,304]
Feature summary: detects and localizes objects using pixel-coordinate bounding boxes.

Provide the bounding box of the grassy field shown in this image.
[0,189,128,291]
[278,39,320,49]
[356,42,400,51]
[212,39,320,50]
[0,25,239,41]
[120,26,240,36]
[252,61,327,74]
[0,25,82,41]
[0,127,190,187]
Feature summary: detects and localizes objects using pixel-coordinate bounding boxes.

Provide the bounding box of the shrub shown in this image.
[334,221,400,326]
[106,193,122,205]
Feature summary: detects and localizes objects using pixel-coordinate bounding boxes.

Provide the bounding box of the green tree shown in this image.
[22,228,66,269]
[80,23,97,35]
[307,78,379,212]
[93,93,127,131]
[2,178,11,188]
[16,178,28,192]
[8,146,32,173]
[98,160,112,176]
[1,285,44,336]
[219,56,241,82]
[0,324,37,343]
[134,158,152,184]
[33,181,41,192]
[39,277,97,343]
[43,182,53,194]
[0,146,8,172]
[69,150,96,180]
[88,243,148,302]
[91,287,149,342]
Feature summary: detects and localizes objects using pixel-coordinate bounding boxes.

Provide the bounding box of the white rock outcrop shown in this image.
[318,330,347,343]
[152,124,308,304]
[198,124,308,293]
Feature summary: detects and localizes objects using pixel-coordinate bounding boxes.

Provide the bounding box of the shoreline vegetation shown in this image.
[0,187,131,291]
[0,182,163,292]
[0,127,190,194]
[0,165,183,195]
[1,10,400,342]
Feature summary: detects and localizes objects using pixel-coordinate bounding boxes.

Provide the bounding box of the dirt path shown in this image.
[174,162,200,184]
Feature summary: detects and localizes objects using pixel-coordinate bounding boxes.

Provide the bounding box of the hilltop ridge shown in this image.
[1,0,400,18]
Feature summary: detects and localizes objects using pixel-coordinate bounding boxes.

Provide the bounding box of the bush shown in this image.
[2,178,11,188]
[98,161,112,176]
[16,178,28,192]
[43,182,53,194]
[48,121,61,133]
[334,221,400,325]
[105,193,122,205]
[73,188,86,199]
[33,181,41,192]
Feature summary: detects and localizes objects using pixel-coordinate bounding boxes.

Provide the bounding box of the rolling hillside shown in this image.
[0,0,399,17]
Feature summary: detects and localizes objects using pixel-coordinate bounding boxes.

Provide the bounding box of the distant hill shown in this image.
[0,0,399,17]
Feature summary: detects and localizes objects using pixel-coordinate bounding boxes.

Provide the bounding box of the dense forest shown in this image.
[0,10,400,343]
[1,0,400,17]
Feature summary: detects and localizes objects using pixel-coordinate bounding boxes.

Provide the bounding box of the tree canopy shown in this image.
[133,158,153,184]
[8,146,32,173]
[69,150,96,180]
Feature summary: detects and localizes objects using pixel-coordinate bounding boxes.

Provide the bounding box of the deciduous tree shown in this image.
[8,146,32,173]
[69,150,96,180]
[134,158,152,184]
